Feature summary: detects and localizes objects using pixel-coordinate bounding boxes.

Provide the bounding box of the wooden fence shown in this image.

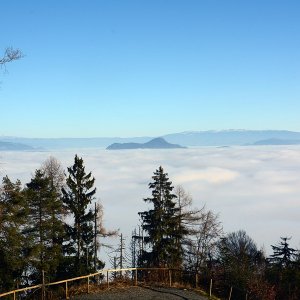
[0,267,206,300]
[0,267,252,299]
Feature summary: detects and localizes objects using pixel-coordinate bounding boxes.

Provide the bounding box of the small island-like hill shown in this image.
[106,137,186,150]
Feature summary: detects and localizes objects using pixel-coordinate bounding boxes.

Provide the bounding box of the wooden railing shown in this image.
[0,267,202,299]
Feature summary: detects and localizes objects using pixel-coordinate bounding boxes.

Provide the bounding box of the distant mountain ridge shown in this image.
[163,130,300,146]
[252,138,300,145]
[2,130,300,149]
[106,138,185,150]
[0,141,34,151]
[0,136,151,149]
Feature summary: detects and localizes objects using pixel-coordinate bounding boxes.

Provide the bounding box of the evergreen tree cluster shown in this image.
[0,155,108,291]
[0,161,299,299]
[135,166,300,300]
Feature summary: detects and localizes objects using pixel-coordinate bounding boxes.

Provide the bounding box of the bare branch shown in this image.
[0,47,24,67]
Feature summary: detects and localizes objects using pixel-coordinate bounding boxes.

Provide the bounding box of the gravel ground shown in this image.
[73,286,208,300]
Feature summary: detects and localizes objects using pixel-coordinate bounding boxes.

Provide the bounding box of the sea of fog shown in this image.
[1,146,300,263]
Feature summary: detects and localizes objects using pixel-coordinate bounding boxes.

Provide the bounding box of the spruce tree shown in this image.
[62,155,104,276]
[269,237,297,268]
[24,170,64,283]
[139,166,186,268]
[0,176,28,290]
[267,237,299,299]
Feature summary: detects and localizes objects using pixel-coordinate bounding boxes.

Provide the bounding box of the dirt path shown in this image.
[74,286,208,300]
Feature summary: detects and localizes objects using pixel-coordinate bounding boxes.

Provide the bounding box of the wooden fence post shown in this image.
[0,267,214,299]
[228,286,233,300]
[107,271,109,288]
[42,270,45,300]
[65,281,68,300]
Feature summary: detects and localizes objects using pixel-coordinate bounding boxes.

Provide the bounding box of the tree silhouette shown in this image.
[0,176,27,290]
[62,155,103,276]
[269,237,297,268]
[139,166,187,268]
[25,170,64,283]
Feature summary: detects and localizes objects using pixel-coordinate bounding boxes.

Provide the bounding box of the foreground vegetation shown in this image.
[0,155,299,299]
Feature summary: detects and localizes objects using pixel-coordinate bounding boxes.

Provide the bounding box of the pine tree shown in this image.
[24,169,64,283]
[0,176,28,290]
[267,237,299,299]
[138,166,186,268]
[62,155,104,276]
[269,237,297,268]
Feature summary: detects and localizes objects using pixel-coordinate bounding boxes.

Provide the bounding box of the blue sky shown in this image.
[1,0,299,138]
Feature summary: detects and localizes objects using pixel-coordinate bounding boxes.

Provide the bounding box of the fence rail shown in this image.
[2,267,252,299]
[0,267,203,299]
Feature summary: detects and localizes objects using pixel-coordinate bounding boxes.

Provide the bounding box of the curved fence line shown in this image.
[0,267,198,299]
[0,267,250,299]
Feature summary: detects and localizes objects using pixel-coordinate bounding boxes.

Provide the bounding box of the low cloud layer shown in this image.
[1,146,300,259]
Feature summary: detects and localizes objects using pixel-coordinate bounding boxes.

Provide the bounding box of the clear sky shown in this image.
[1,0,299,138]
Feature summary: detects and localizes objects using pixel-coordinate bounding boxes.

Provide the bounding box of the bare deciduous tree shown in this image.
[41,156,65,194]
[0,47,23,69]
[186,209,223,272]
[173,185,222,272]
[94,202,118,269]
[174,185,223,272]
[174,185,202,229]
[174,185,192,209]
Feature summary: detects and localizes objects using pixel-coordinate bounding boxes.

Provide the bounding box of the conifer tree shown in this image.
[0,176,28,290]
[267,237,299,299]
[269,237,297,268]
[139,166,187,268]
[62,155,104,276]
[24,170,64,283]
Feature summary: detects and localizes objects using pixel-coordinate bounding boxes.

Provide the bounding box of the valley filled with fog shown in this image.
[1,146,300,258]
